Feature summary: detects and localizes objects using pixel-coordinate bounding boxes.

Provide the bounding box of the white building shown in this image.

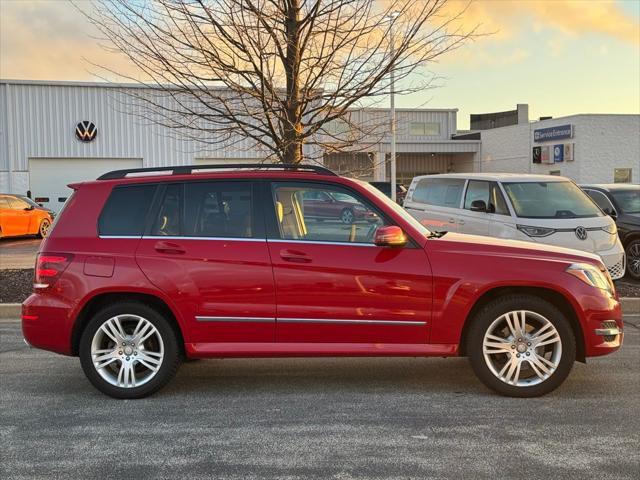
[0,79,480,211]
[1,81,636,213]
[463,105,639,184]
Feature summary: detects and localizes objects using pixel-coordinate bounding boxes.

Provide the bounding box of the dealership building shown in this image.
[1,80,637,212]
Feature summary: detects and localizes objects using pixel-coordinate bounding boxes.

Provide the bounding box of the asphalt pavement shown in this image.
[1,317,638,480]
[0,238,41,269]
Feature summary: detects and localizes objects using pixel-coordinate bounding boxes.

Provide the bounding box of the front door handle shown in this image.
[458,220,465,225]
[280,249,312,263]
[154,241,186,255]
[448,218,456,223]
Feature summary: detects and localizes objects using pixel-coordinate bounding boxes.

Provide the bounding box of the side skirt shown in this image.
[185,342,459,358]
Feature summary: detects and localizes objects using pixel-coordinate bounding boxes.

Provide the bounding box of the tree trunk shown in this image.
[282,0,303,164]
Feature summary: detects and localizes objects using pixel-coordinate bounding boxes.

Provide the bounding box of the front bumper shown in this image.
[599,243,626,280]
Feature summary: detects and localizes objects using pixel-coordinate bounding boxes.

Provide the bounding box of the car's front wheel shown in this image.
[625,239,640,280]
[79,302,181,399]
[467,295,576,397]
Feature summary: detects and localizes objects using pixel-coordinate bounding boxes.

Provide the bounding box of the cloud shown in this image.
[441,0,640,46]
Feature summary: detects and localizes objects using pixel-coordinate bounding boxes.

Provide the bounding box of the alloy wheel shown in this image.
[627,242,640,278]
[40,219,51,237]
[482,310,562,387]
[341,209,354,224]
[90,314,164,388]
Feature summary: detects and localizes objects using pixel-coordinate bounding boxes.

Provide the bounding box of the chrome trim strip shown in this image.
[594,327,622,336]
[278,318,426,326]
[196,316,275,323]
[98,235,141,239]
[144,236,264,242]
[267,239,377,247]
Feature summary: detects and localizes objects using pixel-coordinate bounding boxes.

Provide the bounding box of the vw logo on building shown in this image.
[75,121,97,142]
[575,226,588,240]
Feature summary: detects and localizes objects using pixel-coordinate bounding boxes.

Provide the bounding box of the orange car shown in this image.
[0,194,53,239]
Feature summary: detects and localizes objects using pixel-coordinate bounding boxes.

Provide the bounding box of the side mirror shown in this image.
[24,205,34,211]
[603,207,617,220]
[374,225,407,247]
[470,199,487,212]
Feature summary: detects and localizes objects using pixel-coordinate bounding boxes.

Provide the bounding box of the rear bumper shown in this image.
[22,293,75,356]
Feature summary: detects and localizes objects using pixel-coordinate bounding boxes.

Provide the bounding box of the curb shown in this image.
[1,298,639,321]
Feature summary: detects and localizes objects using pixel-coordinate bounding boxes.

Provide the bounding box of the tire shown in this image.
[340,208,355,224]
[38,218,51,238]
[625,239,640,280]
[79,302,181,399]
[466,295,576,398]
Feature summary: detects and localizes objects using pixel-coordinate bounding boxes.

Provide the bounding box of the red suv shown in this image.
[22,165,623,399]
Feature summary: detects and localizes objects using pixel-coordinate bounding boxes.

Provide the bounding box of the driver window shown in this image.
[272,183,387,244]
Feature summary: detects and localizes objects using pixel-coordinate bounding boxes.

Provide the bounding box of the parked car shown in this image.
[0,193,53,239]
[404,174,626,280]
[23,164,622,399]
[301,189,377,224]
[581,184,640,280]
[369,182,407,204]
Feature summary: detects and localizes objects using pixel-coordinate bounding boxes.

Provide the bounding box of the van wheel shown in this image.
[79,302,181,399]
[38,219,51,238]
[466,295,576,397]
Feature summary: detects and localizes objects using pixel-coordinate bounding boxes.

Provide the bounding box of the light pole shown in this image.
[387,11,400,202]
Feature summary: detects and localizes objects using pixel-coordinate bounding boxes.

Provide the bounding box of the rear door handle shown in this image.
[458,220,465,225]
[154,241,186,255]
[448,218,456,223]
[280,249,312,263]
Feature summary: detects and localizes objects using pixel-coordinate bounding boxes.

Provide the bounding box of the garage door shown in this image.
[29,158,142,212]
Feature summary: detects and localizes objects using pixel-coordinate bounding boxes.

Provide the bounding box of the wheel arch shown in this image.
[70,292,185,356]
[458,286,586,362]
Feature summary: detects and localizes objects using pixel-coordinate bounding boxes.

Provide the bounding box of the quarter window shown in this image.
[412,178,464,208]
[271,183,386,244]
[98,184,156,236]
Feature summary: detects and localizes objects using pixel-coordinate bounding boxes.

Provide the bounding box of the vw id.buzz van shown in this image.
[404,174,626,279]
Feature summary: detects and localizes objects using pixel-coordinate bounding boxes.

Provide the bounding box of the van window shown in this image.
[464,181,510,215]
[98,184,156,236]
[413,178,464,208]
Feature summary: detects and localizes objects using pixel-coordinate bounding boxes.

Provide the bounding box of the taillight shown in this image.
[34,253,73,289]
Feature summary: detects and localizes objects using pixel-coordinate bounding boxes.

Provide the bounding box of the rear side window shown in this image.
[0,197,9,209]
[98,184,156,236]
[151,181,255,238]
[412,178,464,208]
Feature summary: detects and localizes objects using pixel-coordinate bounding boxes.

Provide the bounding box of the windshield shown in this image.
[611,189,640,214]
[357,180,431,236]
[502,181,603,219]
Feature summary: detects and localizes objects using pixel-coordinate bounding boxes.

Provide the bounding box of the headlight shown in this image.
[566,263,614,295]
[601,223,617,235]
[516,224,556,237]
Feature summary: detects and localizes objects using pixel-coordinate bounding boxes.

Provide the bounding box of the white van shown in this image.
[404,173,626,279]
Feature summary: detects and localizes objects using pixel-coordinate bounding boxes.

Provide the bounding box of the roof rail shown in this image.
[97,163,337,180]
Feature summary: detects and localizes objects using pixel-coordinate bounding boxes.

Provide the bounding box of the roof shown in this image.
[413,173,570,182]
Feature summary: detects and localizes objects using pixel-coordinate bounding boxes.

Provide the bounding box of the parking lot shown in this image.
[1,317,638,480]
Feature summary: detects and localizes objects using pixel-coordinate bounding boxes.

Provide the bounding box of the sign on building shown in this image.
[554,144,564,163]
[534,124,573,143]
[540,146,552,164]
[564,143,574,161]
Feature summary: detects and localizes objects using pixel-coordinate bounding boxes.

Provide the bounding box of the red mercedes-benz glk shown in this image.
[22,164,623,399]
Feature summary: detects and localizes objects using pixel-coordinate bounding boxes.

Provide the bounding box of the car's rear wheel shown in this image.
[467,295,576,397]
[626,239,640,280]
[38,218,51,238]
[340,208,354,224]
[79,302,181,399]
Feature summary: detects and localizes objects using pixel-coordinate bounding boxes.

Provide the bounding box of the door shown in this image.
[0,196,19,236]
[404,177,465,232]
[267,181,432,344]
[29,158,142,213]
[135,181,276,343]
[6,196,33,235]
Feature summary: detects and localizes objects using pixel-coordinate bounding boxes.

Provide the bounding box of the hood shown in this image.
[620,212,640,226]
[432,232,602,265]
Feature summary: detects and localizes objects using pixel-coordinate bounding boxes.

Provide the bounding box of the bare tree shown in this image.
[84,0,477,164]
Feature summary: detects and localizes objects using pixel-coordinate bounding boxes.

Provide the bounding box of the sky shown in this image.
[1,0,639,129]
